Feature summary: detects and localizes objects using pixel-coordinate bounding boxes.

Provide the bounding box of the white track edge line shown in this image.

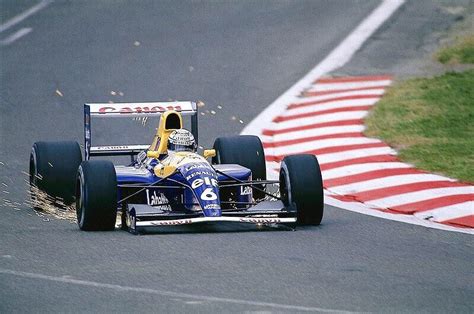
[0,268,357,313]
[0,28,32,46]
[241,0,405,136]
[0,0,53,33]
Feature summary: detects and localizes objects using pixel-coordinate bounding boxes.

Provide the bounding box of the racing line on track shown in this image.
[241,0,473,234]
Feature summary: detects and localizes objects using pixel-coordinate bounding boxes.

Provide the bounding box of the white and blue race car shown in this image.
[29,101,324,233]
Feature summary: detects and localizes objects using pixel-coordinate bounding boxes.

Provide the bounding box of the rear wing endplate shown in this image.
[84,102,198,160]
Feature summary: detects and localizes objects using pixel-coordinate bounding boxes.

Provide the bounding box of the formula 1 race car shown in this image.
[29,101,323,233]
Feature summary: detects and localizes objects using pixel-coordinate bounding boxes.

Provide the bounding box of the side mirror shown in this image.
[203,149,216,159]
[147,151,160,159]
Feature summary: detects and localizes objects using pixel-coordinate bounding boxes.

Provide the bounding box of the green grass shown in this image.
[436,35,474,64]
[365,70,474,183]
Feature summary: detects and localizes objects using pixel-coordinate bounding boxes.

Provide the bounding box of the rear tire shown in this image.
[29,141,82,206]
[76,160,117,231]
[212,135,266,199]
[280,154,324,225]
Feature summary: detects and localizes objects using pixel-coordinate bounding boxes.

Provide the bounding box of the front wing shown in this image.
[124,201,297,234]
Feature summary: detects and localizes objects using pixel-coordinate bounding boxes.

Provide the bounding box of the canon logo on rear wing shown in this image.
[98,105,182,114]
[86,102,196,117]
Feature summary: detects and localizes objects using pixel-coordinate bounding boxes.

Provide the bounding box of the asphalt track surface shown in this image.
[0,1,473,312]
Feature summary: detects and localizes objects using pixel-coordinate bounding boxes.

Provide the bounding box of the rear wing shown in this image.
[84,101,198,160]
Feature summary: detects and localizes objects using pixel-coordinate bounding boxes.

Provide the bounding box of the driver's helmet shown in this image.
[168,129,197,153]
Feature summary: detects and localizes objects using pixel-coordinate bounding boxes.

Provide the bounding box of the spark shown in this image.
[29,184,76,222]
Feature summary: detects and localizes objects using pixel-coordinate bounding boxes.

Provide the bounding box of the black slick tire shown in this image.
[29,141,82,206]
[279,154,324,225]
[76,160,117,231]
[212,135,266,199]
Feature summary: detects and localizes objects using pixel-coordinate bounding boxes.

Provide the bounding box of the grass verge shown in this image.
[436,35,474,64]
[365,69,474,182]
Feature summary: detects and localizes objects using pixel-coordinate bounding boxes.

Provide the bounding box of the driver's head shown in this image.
[168,129,197,153]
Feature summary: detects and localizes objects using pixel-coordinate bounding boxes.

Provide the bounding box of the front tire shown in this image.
[29,141,82,206]
[76,160,117,231]
[212,135,266,199]
[280,154,324,225]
